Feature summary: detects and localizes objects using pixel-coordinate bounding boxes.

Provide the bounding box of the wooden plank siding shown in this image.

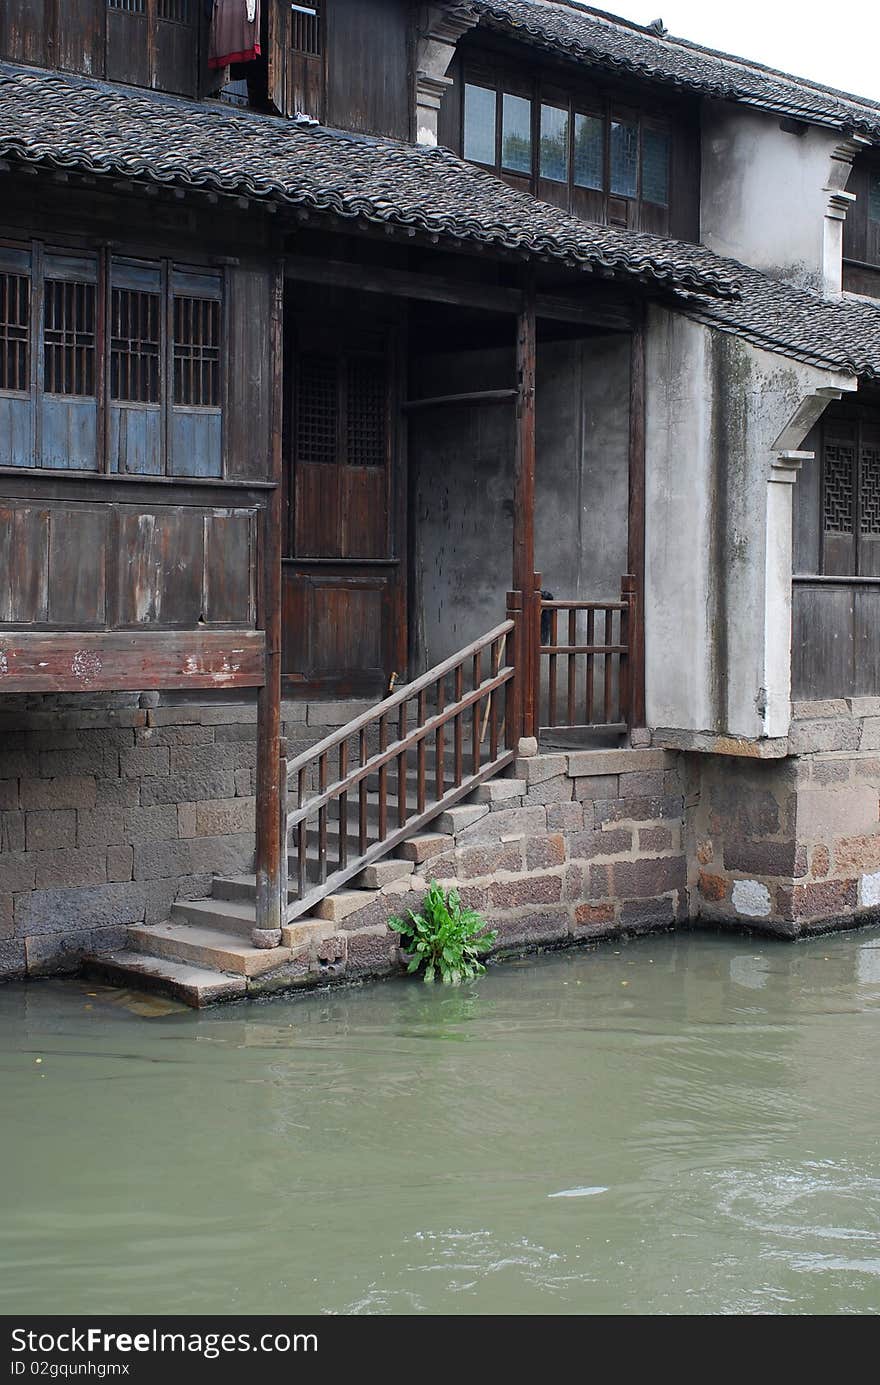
[1,0,202,100]
[0,629,265,693]
[792,402,880,701]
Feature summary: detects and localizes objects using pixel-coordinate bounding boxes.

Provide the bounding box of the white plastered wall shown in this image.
[701,103,863,297]
[644,306,855,741]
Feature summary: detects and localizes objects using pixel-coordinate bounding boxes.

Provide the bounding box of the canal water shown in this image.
[2,928,880,1316]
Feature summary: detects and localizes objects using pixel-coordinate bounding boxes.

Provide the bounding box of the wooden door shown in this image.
[282,302,406,697]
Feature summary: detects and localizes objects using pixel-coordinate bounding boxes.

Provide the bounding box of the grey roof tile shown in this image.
[680,265,880,381]
[473,1,880,141]
[0,63,738,297]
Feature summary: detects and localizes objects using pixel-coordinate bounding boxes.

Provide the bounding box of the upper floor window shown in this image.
[0,244,223,476]
[461,72,673,232]
[869,172,880,224]
[291,2,322,56]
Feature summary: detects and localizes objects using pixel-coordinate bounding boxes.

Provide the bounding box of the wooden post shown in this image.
[627,312,647,730]
[512,273,537,741]
[254,260,285,949]
[620,573,636,727]
[505,589,523,751]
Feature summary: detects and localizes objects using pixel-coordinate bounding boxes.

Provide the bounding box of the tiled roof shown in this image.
[0,64,738,298]
[471,1,880,141]
[1,63,878,383]
[680,266,880,381]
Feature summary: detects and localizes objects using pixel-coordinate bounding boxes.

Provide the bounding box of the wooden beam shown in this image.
[627,314,647,729]
[402,389,517,412]
[254,259,286,946]
[283,254,635,329]
[0,630,266,694]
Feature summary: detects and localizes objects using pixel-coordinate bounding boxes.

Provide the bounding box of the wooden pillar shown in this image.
[512,273,537,740]
[254,260,285,947]
[627,312,647,730]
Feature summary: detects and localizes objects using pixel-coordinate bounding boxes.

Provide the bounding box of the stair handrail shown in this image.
[286,618,515,782]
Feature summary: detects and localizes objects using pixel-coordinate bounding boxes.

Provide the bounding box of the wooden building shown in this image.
[2,1,880,997]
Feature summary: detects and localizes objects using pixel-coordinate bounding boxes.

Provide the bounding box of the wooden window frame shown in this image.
[460,65,673,224]
[0,239,224,478]
[820,413,880,577]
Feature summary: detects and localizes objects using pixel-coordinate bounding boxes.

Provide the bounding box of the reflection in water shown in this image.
[1,928,880,1315]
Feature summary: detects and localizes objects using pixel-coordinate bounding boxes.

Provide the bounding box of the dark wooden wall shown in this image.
[792,401,880,701]
[325,0,411,140]
[843,154,880,299]
[280,284,407,696]
[0,0,205,99]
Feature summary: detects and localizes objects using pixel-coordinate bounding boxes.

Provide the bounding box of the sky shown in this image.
[596,1,878,103]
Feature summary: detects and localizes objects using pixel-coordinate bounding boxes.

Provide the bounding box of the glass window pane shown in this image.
[501,92,532,174]
[573,112,604,190]
[610,120,638,198]
[642,127,669,206]
[464,84,496,165]
[870,172,880,223]
[540,104,569,182]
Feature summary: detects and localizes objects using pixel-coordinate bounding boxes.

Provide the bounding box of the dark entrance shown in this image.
[282,287,406,696]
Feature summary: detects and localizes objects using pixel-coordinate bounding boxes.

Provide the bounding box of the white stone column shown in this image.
[414,5,478,147]
[763,451,811,739]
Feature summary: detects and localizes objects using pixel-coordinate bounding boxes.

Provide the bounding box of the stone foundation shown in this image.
[4,695,880,989]
[693,701,880,936]
[0,692,377,979]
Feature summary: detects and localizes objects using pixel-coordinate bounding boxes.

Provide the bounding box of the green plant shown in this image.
[389,880,497,985]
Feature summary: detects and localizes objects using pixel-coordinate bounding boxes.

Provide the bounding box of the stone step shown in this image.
[435,803,489,835]
[468,777,526,804]
[312,890,373,924]
[170,896,257,939]
[351,858,414,890]
[393,831,454,864]
[83,951,247,1009]
[128,922,292,978]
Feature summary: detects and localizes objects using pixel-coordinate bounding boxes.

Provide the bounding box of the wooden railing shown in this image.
[537,575,635,733]
[283,619,518,922]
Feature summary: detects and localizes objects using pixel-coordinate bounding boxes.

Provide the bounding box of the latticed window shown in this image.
[0,270,30,393]
[346,357,386,467]
[860,443,880,536]
[291,2,322,56]
[44,279,96,397]
[107,0,146,11]
[823,441,856,534]
[296,351,388,468]
[295,355,338,466]
[0,243,224,475]
[173,296,221,407]
[821,420,880,573]
[158,0,191,21]
[111,286,161,403]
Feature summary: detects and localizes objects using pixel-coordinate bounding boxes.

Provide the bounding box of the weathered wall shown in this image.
[692,702,880,935]
[410,333,630,670]
[644,306,852,742]
[0,692,374,980]
[700,104,856,295]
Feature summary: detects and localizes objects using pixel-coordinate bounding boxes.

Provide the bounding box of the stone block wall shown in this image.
[5,692,880,989]
[0,692,377,980]
[691,700,880,935]
[270,748,692,996]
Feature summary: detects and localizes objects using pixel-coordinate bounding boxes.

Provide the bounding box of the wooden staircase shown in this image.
[83,588,638,1007]
[84,620,522,1005]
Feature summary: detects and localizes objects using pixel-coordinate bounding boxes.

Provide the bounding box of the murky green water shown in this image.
[2,928,880,1315]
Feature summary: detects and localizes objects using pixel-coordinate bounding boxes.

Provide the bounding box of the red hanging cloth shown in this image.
[209,0,261,69]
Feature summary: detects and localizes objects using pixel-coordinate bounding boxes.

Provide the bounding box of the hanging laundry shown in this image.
[209,0,261,69]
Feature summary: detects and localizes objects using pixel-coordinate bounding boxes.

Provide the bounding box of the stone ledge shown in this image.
[652,728,789,758]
